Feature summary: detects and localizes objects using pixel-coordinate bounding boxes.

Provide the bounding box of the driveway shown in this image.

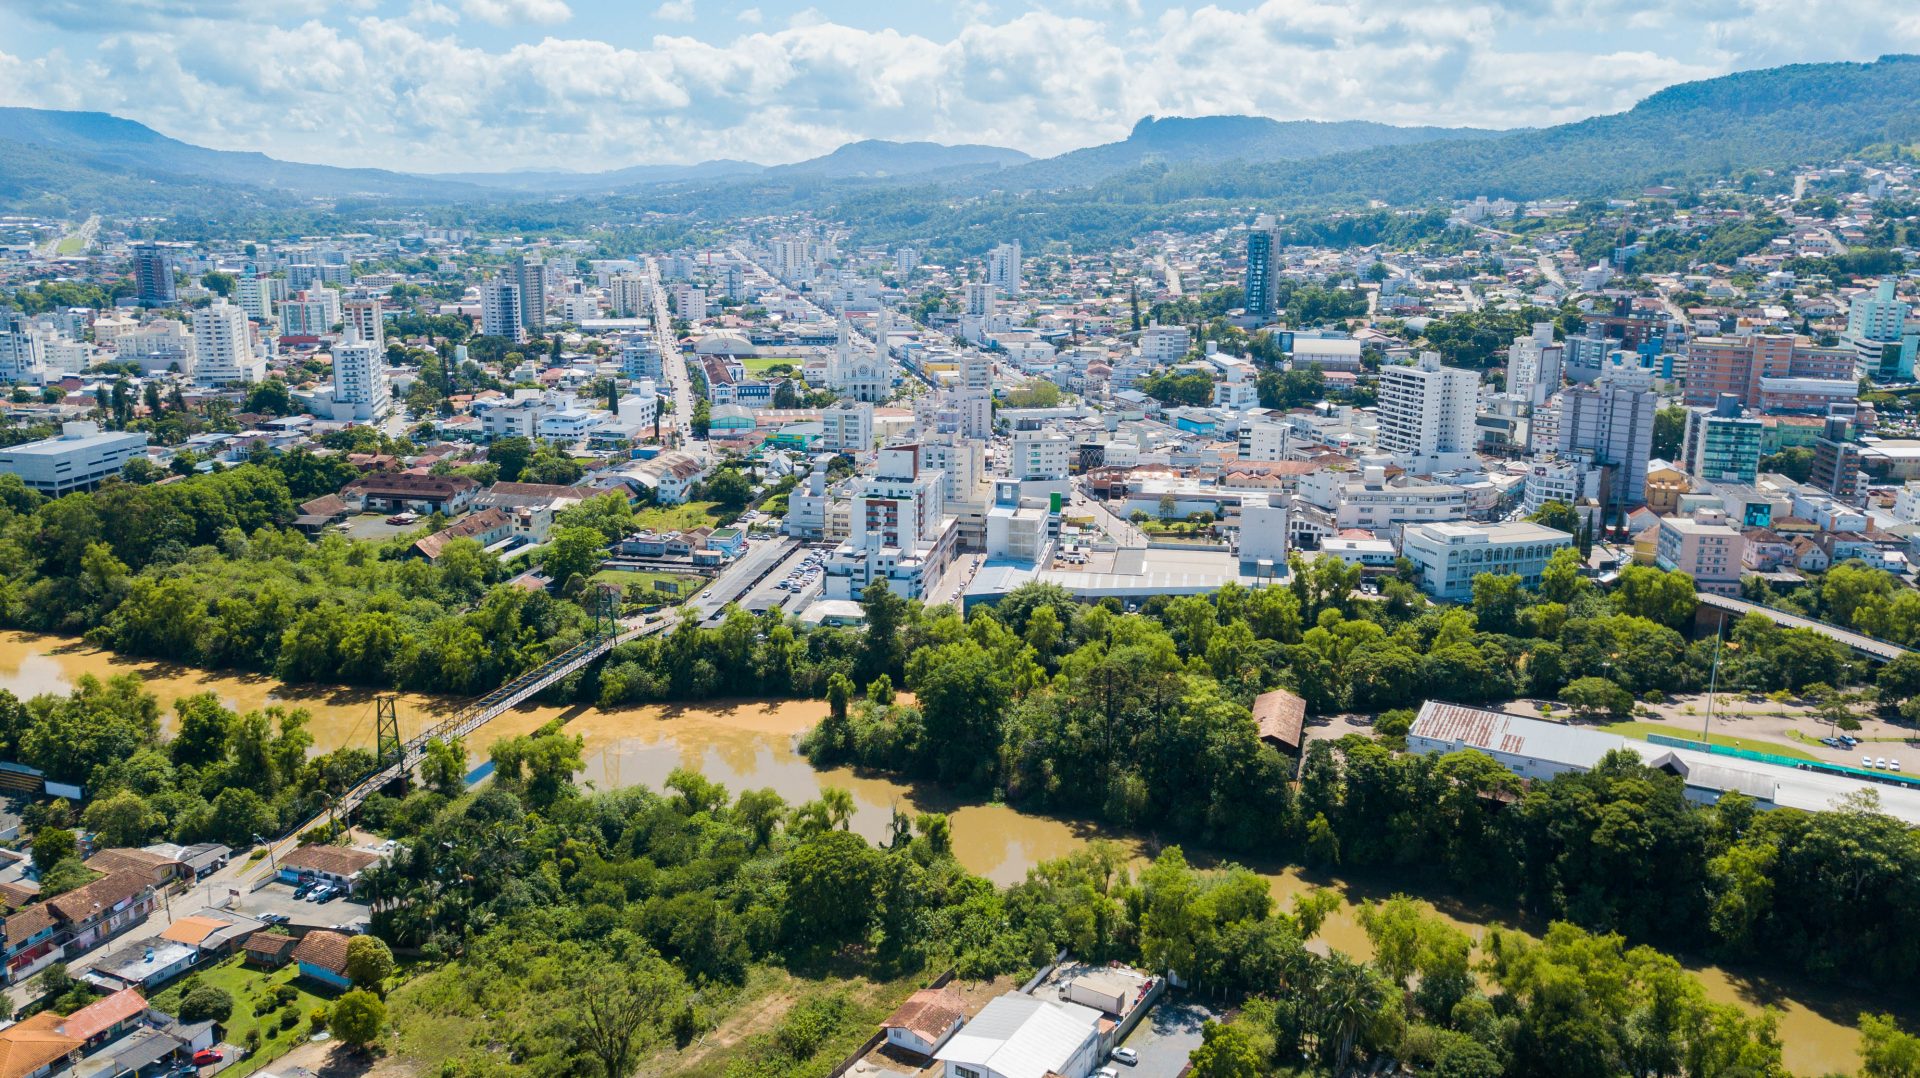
[1114,997,1213,1077]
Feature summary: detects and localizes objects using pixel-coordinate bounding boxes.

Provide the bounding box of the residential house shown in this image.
[292,494,350,536]
[82,850,183,889]
[47,872,157,953]
[291,930,354,990]
[412,507,514,561]
[1251,689,1307,760]
[85,938,200,992]
[276,846,381,895]
[242,932,297,969]
[882,986,968,1058]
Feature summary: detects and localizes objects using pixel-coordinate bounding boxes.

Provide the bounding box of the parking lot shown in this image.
[232,877,371,933]
[1111,998,1213,1077]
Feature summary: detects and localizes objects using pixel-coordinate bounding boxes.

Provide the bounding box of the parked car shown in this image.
[1094,1069,1119,1078]
[1877,758,1889,769]
[292,882,313,899]
[1864,756,1875,768]
[260,913,291,926]
[192,1050,223,1066]
[1894,759,1903,773]
[1111,1047,1139,1066]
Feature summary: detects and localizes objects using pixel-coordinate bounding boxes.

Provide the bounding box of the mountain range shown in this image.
[1,55,1918,233]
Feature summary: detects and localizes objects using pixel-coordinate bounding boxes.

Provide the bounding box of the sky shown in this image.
[1,0,1918,174]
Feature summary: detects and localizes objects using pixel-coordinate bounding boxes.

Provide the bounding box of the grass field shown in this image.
[147,954,334,1078]
[632,501,731,533]
[1602,721,1819,760]
[739,356,801,374]
[590,568,707,603]
[54,234,87,254]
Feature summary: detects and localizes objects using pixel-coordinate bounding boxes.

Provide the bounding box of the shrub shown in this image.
[179,985,234,1024]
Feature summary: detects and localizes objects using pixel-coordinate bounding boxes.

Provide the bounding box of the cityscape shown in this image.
[3,12,1920,1078]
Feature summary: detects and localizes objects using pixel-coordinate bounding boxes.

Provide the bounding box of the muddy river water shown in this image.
[0,631,1874,1073]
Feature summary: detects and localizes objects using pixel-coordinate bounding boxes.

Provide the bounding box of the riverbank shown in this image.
[0,631,1884,1073]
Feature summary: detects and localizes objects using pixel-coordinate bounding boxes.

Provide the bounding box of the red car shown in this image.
[192,1050,223,1067]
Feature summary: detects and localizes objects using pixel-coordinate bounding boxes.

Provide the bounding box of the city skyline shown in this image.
[2,0,1916,172]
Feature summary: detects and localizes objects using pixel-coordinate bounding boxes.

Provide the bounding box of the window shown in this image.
[956,1068,982,1078]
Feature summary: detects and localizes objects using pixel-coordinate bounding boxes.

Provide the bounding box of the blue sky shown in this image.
[1,0,1914,173]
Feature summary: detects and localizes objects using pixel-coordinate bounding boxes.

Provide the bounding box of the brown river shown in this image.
[0,631,1878,1074]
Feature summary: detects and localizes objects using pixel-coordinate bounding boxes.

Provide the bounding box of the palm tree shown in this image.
[1314,952,1387,1075]
[820,786,855,830]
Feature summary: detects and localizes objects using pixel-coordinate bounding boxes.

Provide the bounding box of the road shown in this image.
[1071,477,1146,548]
[37,214,98,257]
[644,257,698,453]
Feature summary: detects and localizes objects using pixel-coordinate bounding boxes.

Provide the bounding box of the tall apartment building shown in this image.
[1550,356,1658,507]
[511,255,545,332]
[1505,322,1564,406]
[192,300,264,385]
[1684,334,1856,410]
[1847,277,1916,382]
[608,273,648,317]
[986,241,1022,296]
[1809,408,1866,505]
[1243,215,1278,320]
[116,321,195,376]
[481,279,527,343]
[1008,430,1072,481]
[342,297,385,348]
[132,244,177,308]
[1138,321,1191,363]
[823,445,958,601]
[1655,509,1745,595]
[331,328,391,421]
[620,333,662,380]
[279,289,341,337]
[965,282,997,318]
[1377,351,1479,471]
[1681,395,1763,485]
[235,271,275,324]
[819,401,875,453]
[0,313,46,384]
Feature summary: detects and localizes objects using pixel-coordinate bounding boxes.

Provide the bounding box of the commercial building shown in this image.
[191,300,264,385]
[1407,700,1920,824]
[1401,520,1574,601]
[1847,277,1916,382]
[933,992,1104,1078]
[1809,408,1866,505]
[1378,352,1479,472]
[1138,321,1191,364]
[1008,430,1072,482]
[1655,508,1745,595]
[823,445,958,601]
[1683,334,1855,410]
[0,422,151,495]
[1682,396,1764,485]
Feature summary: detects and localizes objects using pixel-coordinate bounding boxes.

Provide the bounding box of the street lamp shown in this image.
[253,834,276,873]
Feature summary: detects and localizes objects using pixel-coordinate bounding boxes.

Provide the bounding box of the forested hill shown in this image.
[1134,54,1920,206]
[985,114,1501,191]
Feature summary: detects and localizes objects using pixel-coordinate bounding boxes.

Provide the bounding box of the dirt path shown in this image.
[649,987,798,1077]
[268,1039,417,1078]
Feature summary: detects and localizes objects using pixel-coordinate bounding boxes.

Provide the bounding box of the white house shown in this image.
[933,993,1104,1078]
[882,986,967,1057]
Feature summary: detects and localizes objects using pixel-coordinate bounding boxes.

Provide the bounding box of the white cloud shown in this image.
[460,0,571,26]
[4,0,1919,173]
[653,0,695,21]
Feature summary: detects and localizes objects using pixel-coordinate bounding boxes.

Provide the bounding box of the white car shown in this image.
[1894,759,1904,773]
[1877,757,1889,769]
[1111,1047,1139,1066]
[1865,756,1875,768]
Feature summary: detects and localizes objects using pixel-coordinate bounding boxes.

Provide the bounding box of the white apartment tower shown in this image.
[331,327,391,421]
[1549,356,1658,509]
[987,241,1022,296]
[1377,351,1478,470]
[192,299,265,385]
[235,272,275,324]
[823,445,958,601]
[608,273,648,318]
[482,279,527,343]
[0,313,46,385]
[965,282,997,318]
[1505,322,1564,406]
[511,255,545,332]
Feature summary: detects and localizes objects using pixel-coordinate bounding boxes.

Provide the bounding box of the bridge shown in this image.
[1694,591,1911,662]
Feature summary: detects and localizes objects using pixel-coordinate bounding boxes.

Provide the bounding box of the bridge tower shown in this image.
[375,696,403,767]
[591,583,620,638]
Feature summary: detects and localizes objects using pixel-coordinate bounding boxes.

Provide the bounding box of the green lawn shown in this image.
[54,234,87,254]
[1602,721,1818,760]
[632,501,730,533]
[147,954,333,1077]
[739,356,801,374]
[590,568,707,603]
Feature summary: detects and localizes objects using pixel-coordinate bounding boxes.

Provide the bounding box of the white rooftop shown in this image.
[933,993,1102,1078]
